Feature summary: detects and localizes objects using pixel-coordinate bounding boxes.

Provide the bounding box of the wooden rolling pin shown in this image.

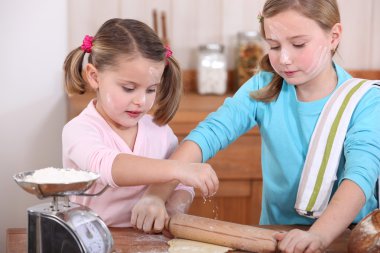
[168,213,278,253]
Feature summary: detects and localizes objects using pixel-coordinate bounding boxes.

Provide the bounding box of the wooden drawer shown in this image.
[189,180,263,225]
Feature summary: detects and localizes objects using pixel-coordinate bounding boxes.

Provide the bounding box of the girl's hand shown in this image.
[131,195,168,233]
[275,229,327,253]
[175,163,219,197]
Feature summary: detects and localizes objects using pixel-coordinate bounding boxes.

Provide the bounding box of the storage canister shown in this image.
[197,43,227,95]
[235,31,264,90]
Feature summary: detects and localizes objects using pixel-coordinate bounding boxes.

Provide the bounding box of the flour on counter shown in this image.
[24,167,98,184]
[168,239,232,253]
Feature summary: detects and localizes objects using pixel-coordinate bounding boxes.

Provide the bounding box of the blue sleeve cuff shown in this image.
[343,171,377,202]
[184,130,210,162]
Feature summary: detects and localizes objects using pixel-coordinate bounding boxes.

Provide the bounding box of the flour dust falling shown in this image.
[202,196,219,220]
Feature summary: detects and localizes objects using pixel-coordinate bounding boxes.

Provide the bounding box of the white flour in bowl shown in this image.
[24,167,99,184]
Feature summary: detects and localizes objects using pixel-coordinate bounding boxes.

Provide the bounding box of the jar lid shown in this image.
[199,43,224,52]
[238,31,261,39]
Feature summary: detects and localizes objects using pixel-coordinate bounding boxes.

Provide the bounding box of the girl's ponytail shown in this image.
[250,54,283,102]
[63,47,87,95]
[154,56,182,125]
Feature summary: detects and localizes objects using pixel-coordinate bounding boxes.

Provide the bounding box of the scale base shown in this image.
[28,201,112,253]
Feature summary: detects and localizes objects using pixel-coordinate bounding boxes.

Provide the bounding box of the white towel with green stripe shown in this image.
[295,78,380,218]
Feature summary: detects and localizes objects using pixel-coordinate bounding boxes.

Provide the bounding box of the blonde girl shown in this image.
[132,1,380,252]
[62,18,218,231]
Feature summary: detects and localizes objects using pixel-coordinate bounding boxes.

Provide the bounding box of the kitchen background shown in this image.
[0,0,379,251]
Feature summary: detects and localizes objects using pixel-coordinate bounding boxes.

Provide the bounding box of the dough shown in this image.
[168,238,232,253]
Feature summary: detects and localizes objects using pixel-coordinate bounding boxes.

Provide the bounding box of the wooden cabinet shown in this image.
[169,94,262,225]
[66,70,380,226]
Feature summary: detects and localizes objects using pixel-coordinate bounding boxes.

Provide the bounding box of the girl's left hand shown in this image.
[131,195,168,233]
[275,229,327,253]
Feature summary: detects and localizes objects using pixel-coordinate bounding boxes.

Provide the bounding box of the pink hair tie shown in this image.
[81,35,93,53]
[165,45,173,58]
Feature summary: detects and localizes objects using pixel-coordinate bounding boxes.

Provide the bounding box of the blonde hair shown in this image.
[252,0,341,102]
[63,18,182,125]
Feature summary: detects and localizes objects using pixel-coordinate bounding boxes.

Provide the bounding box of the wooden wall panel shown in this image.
[249,180,263,225]
[189,180,262,225]
[336,0,373,69]
[371,0,380,68]
[170,0,200,69]
[222,0,266,69]
[68,0,121,49]
[68,1,380,70]
[120,0,170,30]
[196,0,223,44]
[189,196,252,224]
[171,0,223,69]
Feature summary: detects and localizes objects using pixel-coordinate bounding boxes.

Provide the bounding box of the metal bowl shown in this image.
[13,168,100,199]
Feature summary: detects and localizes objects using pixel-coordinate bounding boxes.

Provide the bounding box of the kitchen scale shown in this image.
[13,168,113,253]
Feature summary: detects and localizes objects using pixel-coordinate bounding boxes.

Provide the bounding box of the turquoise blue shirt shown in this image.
[186,64,380,225]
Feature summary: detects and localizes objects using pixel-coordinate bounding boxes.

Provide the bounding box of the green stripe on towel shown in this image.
[306,80,367,212]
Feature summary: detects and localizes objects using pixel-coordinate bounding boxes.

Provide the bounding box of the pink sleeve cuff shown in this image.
[174,183,195,200]
[86,149,121,188]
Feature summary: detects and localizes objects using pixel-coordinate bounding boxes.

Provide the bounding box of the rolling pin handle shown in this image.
[168,213,278,252]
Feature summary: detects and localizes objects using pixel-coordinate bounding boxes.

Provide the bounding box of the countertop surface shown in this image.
[7,225,351,253]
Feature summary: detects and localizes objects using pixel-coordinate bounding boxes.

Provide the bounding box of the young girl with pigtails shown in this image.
[62,18,219,231]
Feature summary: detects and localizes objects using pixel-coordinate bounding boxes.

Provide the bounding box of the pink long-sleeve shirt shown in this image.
[62,100,194,227]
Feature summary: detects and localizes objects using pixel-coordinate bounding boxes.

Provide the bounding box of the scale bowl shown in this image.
[13,168,100,199]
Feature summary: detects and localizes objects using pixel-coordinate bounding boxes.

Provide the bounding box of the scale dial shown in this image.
[68,210,112,253]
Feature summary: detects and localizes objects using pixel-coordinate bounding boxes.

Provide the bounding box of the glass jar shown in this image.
[197,43,227,95]
[235,31,264,90]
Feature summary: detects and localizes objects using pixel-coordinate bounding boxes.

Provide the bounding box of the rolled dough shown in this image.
[167,238,232,253]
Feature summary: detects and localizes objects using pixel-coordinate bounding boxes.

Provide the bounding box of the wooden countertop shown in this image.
[7,226,351,253]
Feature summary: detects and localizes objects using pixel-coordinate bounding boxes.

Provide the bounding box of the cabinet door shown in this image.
[171,93,263,225]
[185,134,262,225]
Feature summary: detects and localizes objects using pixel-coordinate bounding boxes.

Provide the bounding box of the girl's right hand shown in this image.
[275,229,326,253]
[175,163,219,197]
